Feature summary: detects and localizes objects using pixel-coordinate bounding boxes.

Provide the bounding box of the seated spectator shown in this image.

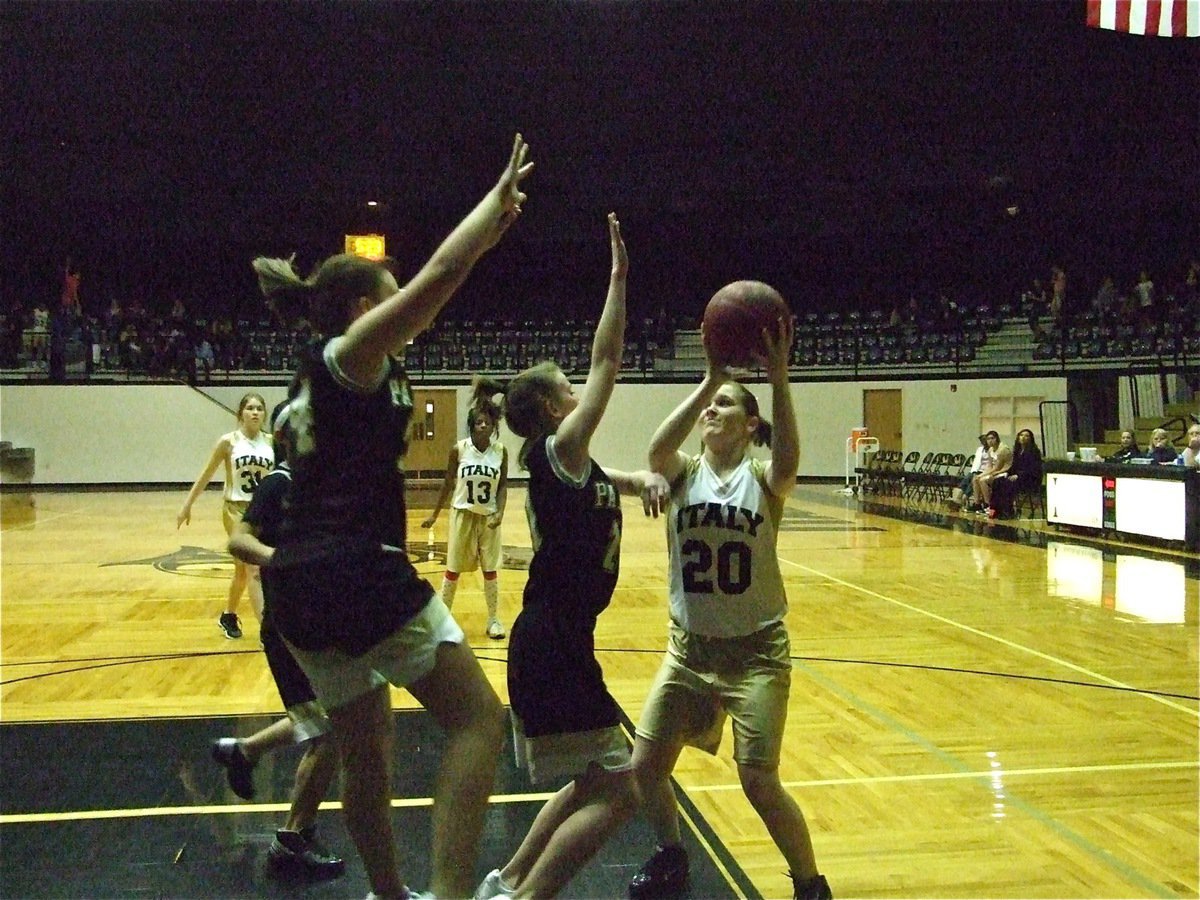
[1145,428,1178,465]
[194,338,215,382]
[1134,269,1155,325]
[948,434,989,509]
[970,431,1011,513]
[992,429,1043,518]
[1092,275,1117,322]
[105,295,123,326]
[1050,265,1067,322]
[1179,423,1200,468]
[1106,430,1141,463]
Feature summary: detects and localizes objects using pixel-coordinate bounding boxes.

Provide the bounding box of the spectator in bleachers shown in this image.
[105,295,123,326]
[118,323,143,371]
[61,259,82,320]
[194,337,215,383]
[29,302,50,369]
[1105,430,1141,463]
[1092,275,1118,322]
[1145,428,1178,465]
[969,430,1011,514]
[1184,259,1199,304]
[1049,265,1067,323]
[1134,269,1155,326]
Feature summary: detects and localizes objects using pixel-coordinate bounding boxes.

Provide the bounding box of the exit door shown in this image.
[863,389,903,454]
[404,388,458,477]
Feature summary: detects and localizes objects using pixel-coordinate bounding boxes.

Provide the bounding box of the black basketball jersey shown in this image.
[267,338,432,654]
[281,338,412,547]
[522,434,623,619]
[242,462,290,547]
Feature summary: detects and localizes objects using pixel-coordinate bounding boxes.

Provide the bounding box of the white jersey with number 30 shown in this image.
[666,454,787,638]
[452,438,505,516]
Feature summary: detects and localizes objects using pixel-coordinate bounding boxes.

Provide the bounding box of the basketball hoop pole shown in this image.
[838,433,878,495]
[838,436,857,495]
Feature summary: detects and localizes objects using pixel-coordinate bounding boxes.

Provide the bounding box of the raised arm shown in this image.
[420,443,461,530]
[647,330,730,485]
[759,315,798,496]
[334,135,533,385]
[177,436,231,527]
[553,213,627,477]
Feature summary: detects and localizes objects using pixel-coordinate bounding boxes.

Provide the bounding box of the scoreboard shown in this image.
[345,234,386,260]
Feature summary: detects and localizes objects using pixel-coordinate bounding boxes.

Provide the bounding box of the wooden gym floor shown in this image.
[1,483,1196,899]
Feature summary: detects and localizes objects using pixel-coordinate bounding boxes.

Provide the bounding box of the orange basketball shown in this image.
[702,280,789,367]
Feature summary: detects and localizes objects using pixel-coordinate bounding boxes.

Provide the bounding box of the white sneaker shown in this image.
[474,868,515,899]
[486,618,506,640]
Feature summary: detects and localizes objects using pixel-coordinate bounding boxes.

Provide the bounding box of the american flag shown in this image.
[1086,0,1200,36]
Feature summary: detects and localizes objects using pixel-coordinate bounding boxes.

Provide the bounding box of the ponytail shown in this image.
[467,375,506,433]
[251,252,391,337]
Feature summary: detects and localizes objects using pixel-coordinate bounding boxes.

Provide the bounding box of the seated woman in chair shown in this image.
[1105,430,1140,463]
[1145,428,1179,465]
[992,429,1043,519]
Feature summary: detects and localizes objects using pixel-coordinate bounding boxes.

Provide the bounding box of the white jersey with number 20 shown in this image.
[666,455,787,638]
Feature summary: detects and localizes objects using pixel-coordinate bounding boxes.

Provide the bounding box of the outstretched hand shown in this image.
[492,133,535,237]
[608,212,627,278]
[640,471,672,518]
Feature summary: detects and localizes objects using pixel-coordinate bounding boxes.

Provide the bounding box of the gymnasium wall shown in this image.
[0,376,1067,485]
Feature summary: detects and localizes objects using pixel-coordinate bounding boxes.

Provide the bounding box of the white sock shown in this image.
[441,575,458,610]
[483,577,499,620]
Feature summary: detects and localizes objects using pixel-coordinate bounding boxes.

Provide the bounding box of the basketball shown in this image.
[702,280,789,367]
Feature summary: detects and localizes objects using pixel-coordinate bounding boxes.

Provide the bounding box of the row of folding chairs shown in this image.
[903,452,969,503]
[857,450,969,501]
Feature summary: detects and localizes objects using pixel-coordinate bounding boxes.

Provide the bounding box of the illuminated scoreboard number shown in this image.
[345,234,386,260]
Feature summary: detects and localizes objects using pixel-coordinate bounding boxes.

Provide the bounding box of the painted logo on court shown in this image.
[103,542,532,576]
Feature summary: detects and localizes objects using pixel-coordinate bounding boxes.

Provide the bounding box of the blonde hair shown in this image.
[252,253,392,336]
[501,362,563,467]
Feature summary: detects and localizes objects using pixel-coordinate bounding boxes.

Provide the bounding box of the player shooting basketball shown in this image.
[629,302,833,900]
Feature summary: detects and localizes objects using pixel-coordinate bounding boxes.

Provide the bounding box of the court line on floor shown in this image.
[7,759,1194,826]
[779,556,1199,718]
[699,758,1199,792]
[795,656,1183,899]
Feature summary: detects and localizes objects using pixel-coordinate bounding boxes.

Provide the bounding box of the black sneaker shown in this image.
[629,845,688,899]
[791,872,832,900]
[211,738,255,800]
[268,827,345,879]
[218,612,242,639]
